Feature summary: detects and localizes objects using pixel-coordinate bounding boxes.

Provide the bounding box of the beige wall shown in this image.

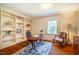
[32,10,79,44]
[59,13,77,44]
[32,16,61,35]
[76,9,79,35]
[0,5,31,20]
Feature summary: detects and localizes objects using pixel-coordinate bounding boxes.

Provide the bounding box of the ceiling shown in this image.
[0,3,78,18]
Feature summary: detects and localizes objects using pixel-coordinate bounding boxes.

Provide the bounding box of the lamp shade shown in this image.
[40,30,43,32]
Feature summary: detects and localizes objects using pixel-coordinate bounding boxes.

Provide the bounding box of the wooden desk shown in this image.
[41,37,53,42]
[27,37,39,41]
[28,37,52,42]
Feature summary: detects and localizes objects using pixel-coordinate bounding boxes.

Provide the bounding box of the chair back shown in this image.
[26,30,32,38]
[59,32,67,39]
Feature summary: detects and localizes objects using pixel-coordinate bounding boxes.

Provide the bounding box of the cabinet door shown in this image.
[73,36,79,54]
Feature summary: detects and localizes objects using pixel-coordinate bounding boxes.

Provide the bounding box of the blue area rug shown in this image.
[17,42,52,55]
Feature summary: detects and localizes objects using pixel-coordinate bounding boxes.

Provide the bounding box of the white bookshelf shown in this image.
[0,10,32,49]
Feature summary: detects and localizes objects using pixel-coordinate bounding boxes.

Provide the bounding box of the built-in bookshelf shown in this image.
[24,18,32,40]
[24,18,32,31]
[0,10,32,49]
[16,16,24,42]
[0,11,16,47]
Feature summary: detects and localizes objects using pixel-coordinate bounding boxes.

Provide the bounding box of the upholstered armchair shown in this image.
[53,32,67,46]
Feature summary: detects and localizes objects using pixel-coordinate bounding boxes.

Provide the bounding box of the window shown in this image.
[47,20,57,34]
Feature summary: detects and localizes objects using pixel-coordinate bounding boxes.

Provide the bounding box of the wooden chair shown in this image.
[26,30,36,50]
[26,30,40,53]
[53,32,67,46]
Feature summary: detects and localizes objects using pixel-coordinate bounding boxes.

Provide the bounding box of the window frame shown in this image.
[47,20,57,34]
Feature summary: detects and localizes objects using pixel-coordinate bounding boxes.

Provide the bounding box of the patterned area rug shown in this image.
[15,42,52,55]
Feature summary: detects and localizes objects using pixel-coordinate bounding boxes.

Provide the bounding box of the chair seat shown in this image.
[54,37,63,42]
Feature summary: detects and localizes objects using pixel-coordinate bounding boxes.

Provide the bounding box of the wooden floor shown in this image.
[0,40,74,55]
[0,41,27,55]
[49,45,74,55]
